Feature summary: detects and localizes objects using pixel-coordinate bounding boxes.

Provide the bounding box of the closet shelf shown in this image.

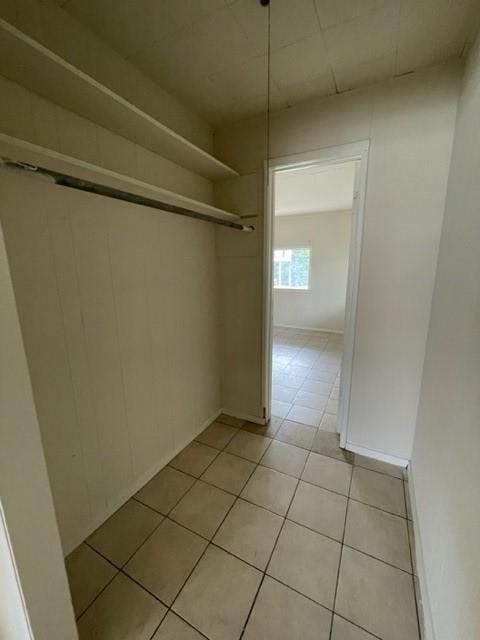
[0,134,241,224]
[0,19,239,181]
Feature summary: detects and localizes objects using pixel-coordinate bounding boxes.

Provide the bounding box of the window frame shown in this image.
[273,245,312,292]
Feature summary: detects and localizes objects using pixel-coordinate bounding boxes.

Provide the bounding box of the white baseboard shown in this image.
[346,442,409,468]
[62,407,222,556]
[219,408,266,425]
[406,463,435,640]
[274,323,344,335]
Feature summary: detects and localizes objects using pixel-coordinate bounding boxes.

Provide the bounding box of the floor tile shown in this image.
[331,615,377,639]
[173,545,262,640]
[196,422,238,450]
[242,416,281,438]
[274,355,292,367]
[170,442,219,478]
[135,467,195,515]
[273,373,305,389]
[271,399,292,418]
[288,481,347,541]
[301,379,333,396]
[124,519,207,605]
[307,368,338,383]
[217,413,245,428]
[284,364,310,378]
[241,466,297,516]
[225,430,272,462]
[260,439,308,477]
[243,576,332,640]
[201,451,255,494]
[286,404,323,427]
[169,480,235,539]
[344,500,411,571]
[405,481,413,519]
[152,612,204,639]
[272,384,298,403]
[319,412,337,432]
[311,431,353,463]
[408,519,417,576]
[350,467,406,517]
[65,543,117,618]
[302,452,352,496]
[87,500,162,567]
[310,361,339,372]
[294,390,328,410]
[353,454,404,479]
[267,520,341,608]
[77,573,166,640]
[325,398,339,414]
[214,499,283,570]
[276,419,316,449]
[335,546,419,640]
[318,354,341,366]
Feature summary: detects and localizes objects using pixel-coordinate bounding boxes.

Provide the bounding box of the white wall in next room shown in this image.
[274,211,352,333]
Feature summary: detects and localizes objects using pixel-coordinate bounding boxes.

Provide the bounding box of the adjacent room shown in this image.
[1,2,480,640]
[271,161,355,432]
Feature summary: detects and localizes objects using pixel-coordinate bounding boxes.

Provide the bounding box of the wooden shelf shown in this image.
[0,19,239,181]
[0,134,241,224]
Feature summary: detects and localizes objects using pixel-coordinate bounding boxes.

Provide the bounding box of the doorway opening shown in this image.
[263,142,369,449]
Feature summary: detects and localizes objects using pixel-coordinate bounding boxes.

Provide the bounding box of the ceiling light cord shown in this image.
[262,0,271,176]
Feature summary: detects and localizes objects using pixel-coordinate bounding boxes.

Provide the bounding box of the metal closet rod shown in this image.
[0,158,255,232]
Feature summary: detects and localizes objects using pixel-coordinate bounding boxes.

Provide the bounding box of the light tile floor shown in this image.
[271,327,342,427]
[65,329,422,640]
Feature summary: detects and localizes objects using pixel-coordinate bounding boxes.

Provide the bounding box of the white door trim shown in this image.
[262,141,370,448]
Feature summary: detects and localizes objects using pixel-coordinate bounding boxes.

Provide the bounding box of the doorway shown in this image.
[263,142,369,448]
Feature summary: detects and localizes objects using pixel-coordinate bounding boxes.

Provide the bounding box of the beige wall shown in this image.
[0,221,77,639]
[273,211,351,333]
[410,36,480,640]
[215,63,460,459]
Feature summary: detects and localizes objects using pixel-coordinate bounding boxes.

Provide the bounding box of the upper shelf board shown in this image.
[0,19,239,181]
[0,133,241,223]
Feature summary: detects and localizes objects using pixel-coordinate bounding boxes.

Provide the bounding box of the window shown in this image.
[273,247,311,290]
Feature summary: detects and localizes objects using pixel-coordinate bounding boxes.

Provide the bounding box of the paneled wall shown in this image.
[1,168,220,555]
[0,215,77,639]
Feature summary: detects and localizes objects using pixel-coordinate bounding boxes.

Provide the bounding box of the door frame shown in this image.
[262,140,369,447]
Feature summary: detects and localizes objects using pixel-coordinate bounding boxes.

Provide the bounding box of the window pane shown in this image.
[273,247,310,289]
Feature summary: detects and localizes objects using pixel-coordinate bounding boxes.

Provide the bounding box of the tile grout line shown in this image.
[77,424,247,637]
[238,423,313,639]
[333,612,384,640]
[81,504,403,640]
[271,331,341,426]
[328,457,355,640]
[73,399,408,639]
[150,421,265,638]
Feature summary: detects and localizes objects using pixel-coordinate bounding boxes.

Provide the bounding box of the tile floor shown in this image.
[65,330,421,639]
[271,327,342,428]
[66,411,422,637]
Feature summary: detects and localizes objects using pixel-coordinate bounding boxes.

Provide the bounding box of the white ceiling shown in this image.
[274,161,356,216]
[55,0,480,126]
